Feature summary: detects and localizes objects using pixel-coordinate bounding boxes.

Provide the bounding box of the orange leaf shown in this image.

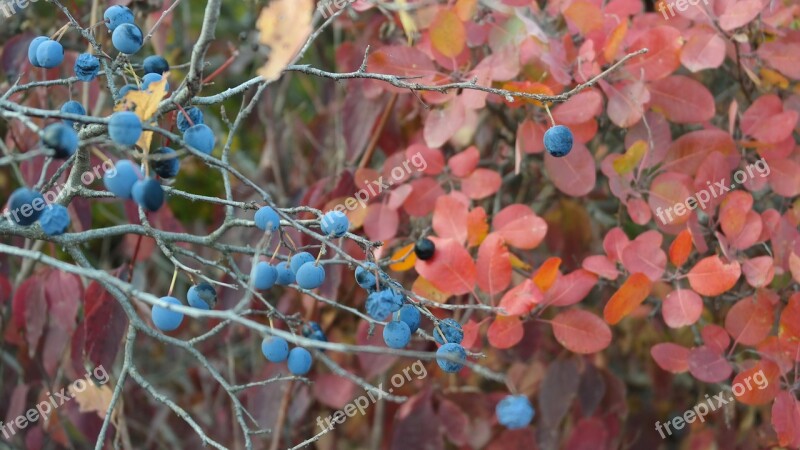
[389,243,416,272]
[603,20,628,62]
[732,360,781,405]
[466,206,489,247]
[411,276,451,303]
[779,293,800,341]
[500,81,553,108]
[564,1,604,35]
[603,273,652,325]
[487,315,524,349]
[669,229,693,267]
[430,9,465,58]
[533,257,561,292]
[687,256,741,296]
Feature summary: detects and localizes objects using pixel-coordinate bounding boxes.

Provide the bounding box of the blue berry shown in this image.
[355,262,379,290]
[103,160,141,199]
[131,178,164,211]
[290,252,315,274]
[414,237,435,260]
[543,125,573,157]
[262,337,289,362]
[295,263,325,289]
[143,55,169,75]
[254,206,280,232]
[7,188,45,226]
[275,262,295,285]
[118,84,138,98]
[74,53,100,81]
[320,210,349,237]
[108,111,142,146]
[112,23,143,55]
[27,36,49,67]
[104,5,134,32]
[187,282,216,310]
[38,205,70,236]
[287,347,313,375]
[60,101,86,128]
[141,72,169,91]
[35,40,64,69]
[183,124,215,155]
[398,304,420,333]
[302,322,327,344]
[383,321,411,349]
[152,296,183,331]
[176,107,203,133]
[151,147,180,178]
[42,123,79,159]
[253,262,278,290]
[433,318,463,345]
[436,343,466,373]
[365,289,403,321]
[496,395,535,429]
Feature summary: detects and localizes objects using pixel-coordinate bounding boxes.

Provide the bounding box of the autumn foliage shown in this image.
[1,0,800,448]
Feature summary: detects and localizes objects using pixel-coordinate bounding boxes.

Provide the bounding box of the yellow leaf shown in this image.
[412,276,451,303]
[69,382,114,419]
[395,0,418,45]
[612,140,648,175]
[430,9,465,58]
[564,1,604,35]
[760,67,789,89]
[604,20,628,63]
[509,253,531,271]
[389,243,417,272]
[256,0,313,82]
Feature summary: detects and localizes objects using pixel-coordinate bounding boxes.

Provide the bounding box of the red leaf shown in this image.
[391,389,444,449]
[601,79,649,128]
[487,315,524,349]
[43,272,82,377]
[363,203,399,242]
[368,46,439,88]
[680,26,726,72]
[516,119,545,154]
[662,289,703,328]
[437,399,468,446]
[565,418,609,450]
[742,256,775,288]
[651,343,691,373]
[725,294,774,346]
[312,374,357,409]
[662,129,738,175]
[551,309,612,354]
[403,177,445,217]
[492,204,547,250]
[415,237,476,295]
[424,100,465,148]
[460,168,501,200]
[621,234,667,281]
[648,75,715,123]
[432,194,468,245]
[405,143,445,175]
[719,0,763,31]
[741,94,799,144]
[448,145,479,177]
[603,273,652,325]
[581,255,619,280]
[687,256,741,296]
[624,26,682,81]
[688,345,733,383]
[552,90,603,125]
[13,275,48,357]
[542,269,598,307]
[356,320,398,378]
[81,279,128,370]
[758,42,800,80]
[701,324,730,354]
[498,279,542,316]
[476,233,512,297]
[772,391,800,448]
[543,142,596,197]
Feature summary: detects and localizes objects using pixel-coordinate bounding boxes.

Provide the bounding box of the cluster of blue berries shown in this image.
[102,158,166,212]
[6,188,71,236]
[151,282,218,331]
[261,336,314,375]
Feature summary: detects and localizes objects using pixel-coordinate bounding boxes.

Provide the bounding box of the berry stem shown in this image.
[167,266,178,296]
[314,245,326,264]
[90,148,111,163]
[51,23,71,41]
[544,103,555,127]
[269,242,282,263]
[203,44,239,85]
[174,103,195,128]
[127,235,143,283]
